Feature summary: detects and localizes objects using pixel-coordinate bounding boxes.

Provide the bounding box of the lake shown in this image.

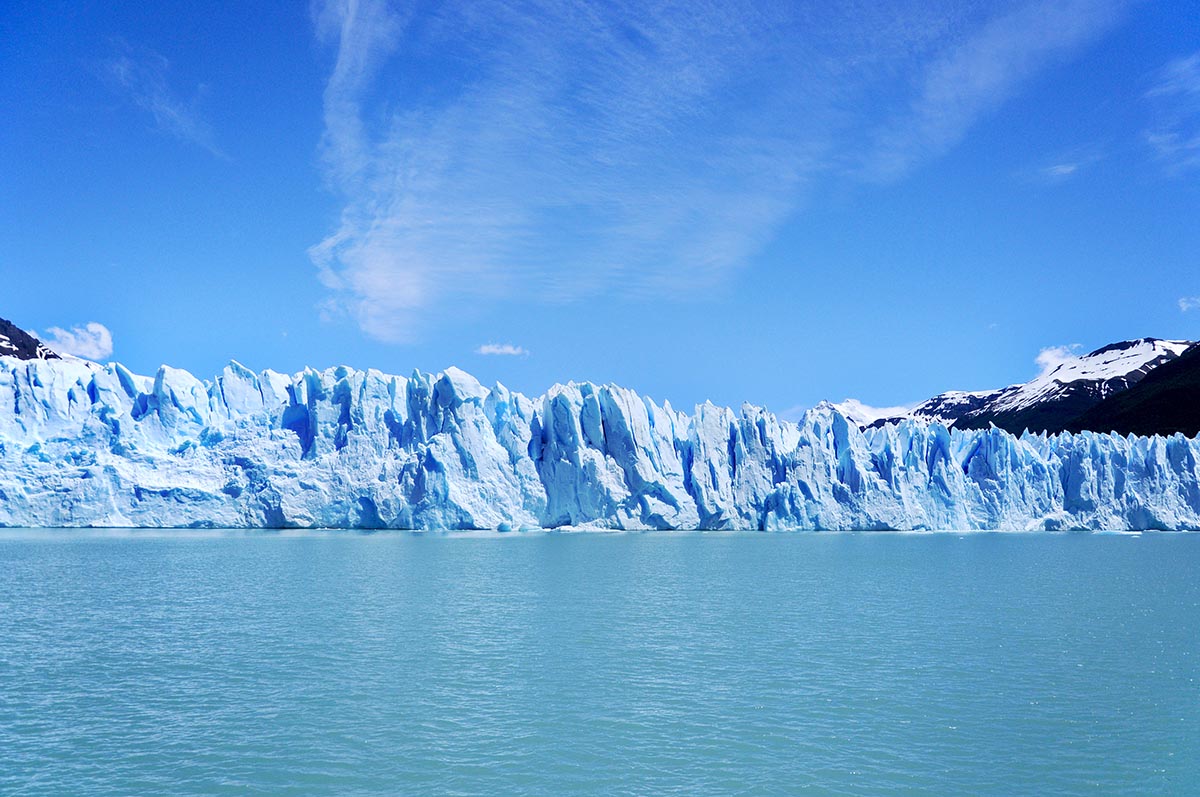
[1,530,1197,795]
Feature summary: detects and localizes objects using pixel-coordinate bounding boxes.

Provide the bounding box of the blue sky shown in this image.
[2,0,1199,415]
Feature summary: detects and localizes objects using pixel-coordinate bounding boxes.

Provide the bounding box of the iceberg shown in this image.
[0,356,1197,530]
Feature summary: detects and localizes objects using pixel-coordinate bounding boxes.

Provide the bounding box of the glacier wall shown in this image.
[1,357,1197,530]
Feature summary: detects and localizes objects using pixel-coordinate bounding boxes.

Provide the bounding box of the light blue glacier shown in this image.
[1,356,1197,530]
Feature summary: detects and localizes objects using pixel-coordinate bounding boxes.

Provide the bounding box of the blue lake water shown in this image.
[1,530,1197,795]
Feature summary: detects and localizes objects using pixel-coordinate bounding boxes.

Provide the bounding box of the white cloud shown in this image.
[37,323,114,360]
[1035,344,1082,377]
[1145,52,1200,173]
[1043,163,1079,178]
[1027,142,1108,184]
[310,0,1130,342]
[1019,143,1107,184]
[1148,52,1200,98]
[476,343,529,357]
[103,42,225,158]
[310,0,816,342]
[1179,296,1200,312]
[864,0,1127,181]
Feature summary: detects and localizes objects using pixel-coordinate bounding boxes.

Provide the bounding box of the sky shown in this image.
[2,0,1199,416]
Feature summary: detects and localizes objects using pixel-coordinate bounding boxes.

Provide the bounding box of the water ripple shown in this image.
[0,532,1197,795]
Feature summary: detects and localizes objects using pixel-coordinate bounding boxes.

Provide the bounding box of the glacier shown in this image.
[0,356,1198,531]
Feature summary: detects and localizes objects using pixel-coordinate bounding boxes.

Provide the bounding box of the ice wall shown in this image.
[1,357,1197,530]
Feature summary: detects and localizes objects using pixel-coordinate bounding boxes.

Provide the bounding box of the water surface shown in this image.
[1,530,1197,795]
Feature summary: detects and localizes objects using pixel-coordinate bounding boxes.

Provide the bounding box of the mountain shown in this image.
[1064,343,1200,437]
[0,317,59,361]
[821,398,911,428]
[870,338,1195,435]
[0,354,1197,531]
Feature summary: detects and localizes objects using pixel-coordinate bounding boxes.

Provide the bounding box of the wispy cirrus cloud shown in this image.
[1145,52,1200,173]
[310,0,1130,343]
[1043,163,1080,179]
[476,343,529,357]
[863,0,1127,181]
[1179,296,1200,312]
[310,0,815,342]
[1021,143,1107,184]
[102,42,226,158]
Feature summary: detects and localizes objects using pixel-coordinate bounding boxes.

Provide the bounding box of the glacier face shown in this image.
[0,356,1198,531]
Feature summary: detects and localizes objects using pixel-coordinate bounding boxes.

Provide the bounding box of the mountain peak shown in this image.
[1085,337,1191,358]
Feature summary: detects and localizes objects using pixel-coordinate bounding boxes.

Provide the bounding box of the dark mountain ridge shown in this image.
[1064,344,1200,437]
[953,338,1193,435]
[0,317,58,361]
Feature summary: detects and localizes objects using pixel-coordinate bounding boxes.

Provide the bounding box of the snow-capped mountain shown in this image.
[1065,343,1200,438]
[1,351,1198,531]
[0,317,59,361]
[870,338,1195,434]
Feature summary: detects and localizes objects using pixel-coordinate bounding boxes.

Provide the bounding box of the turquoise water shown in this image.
[1,531,1197,795]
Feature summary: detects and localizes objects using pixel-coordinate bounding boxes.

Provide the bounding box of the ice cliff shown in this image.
[1,356,1198,530]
